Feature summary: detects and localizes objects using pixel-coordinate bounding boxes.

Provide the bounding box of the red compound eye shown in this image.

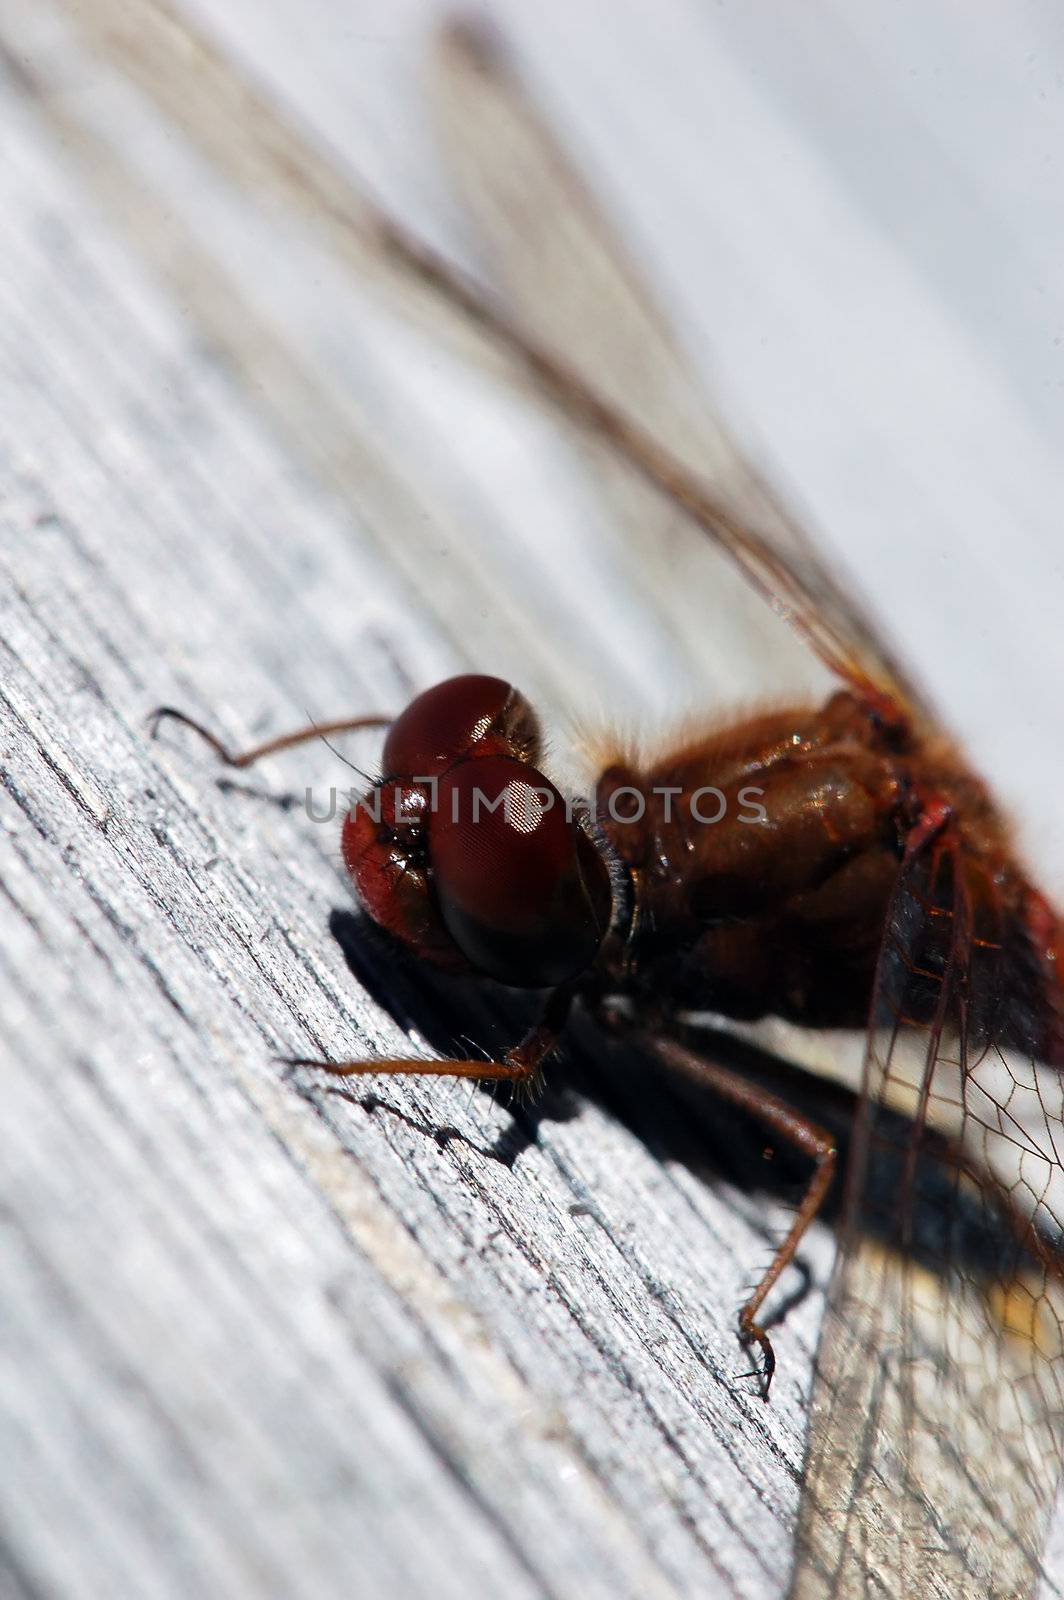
[382,675,541,779]
[341,786,470,973]
[428,756,612,988]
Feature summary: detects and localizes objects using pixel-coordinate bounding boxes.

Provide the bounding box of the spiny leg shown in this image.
[646,1034,837,1400]
[285,988,573,1091]
[148,707,391,768]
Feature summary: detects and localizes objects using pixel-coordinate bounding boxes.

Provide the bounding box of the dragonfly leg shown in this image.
[644,1034,837,1399]
[148,707,391,768]
[285,988,573,1091]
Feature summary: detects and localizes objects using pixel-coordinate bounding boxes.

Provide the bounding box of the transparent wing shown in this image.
[791,826,1064,1599]
[55,0,929,714]
[428,19,932,715]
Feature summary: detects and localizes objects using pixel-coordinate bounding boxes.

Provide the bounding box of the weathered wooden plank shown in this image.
[2,4,1064,1599]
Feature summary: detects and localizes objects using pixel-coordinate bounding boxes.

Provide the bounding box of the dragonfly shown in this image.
[51,2,1064,1594]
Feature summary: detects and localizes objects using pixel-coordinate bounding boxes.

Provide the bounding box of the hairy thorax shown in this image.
[594,691,1046,1040]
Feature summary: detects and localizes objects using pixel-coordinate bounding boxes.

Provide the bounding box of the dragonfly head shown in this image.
[342,675,613,988]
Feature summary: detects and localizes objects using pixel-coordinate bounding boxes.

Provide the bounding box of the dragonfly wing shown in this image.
[791,826,1064,1599]
[58,0,929,716]
[428,20,932,718]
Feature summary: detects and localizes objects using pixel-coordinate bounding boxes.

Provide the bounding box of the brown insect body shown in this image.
[595,690,913,1031]
[596,690,1064,1067]
[340,673,1064,1077]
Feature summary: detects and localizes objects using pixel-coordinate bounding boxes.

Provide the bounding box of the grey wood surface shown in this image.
[3,4,1064,1598]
